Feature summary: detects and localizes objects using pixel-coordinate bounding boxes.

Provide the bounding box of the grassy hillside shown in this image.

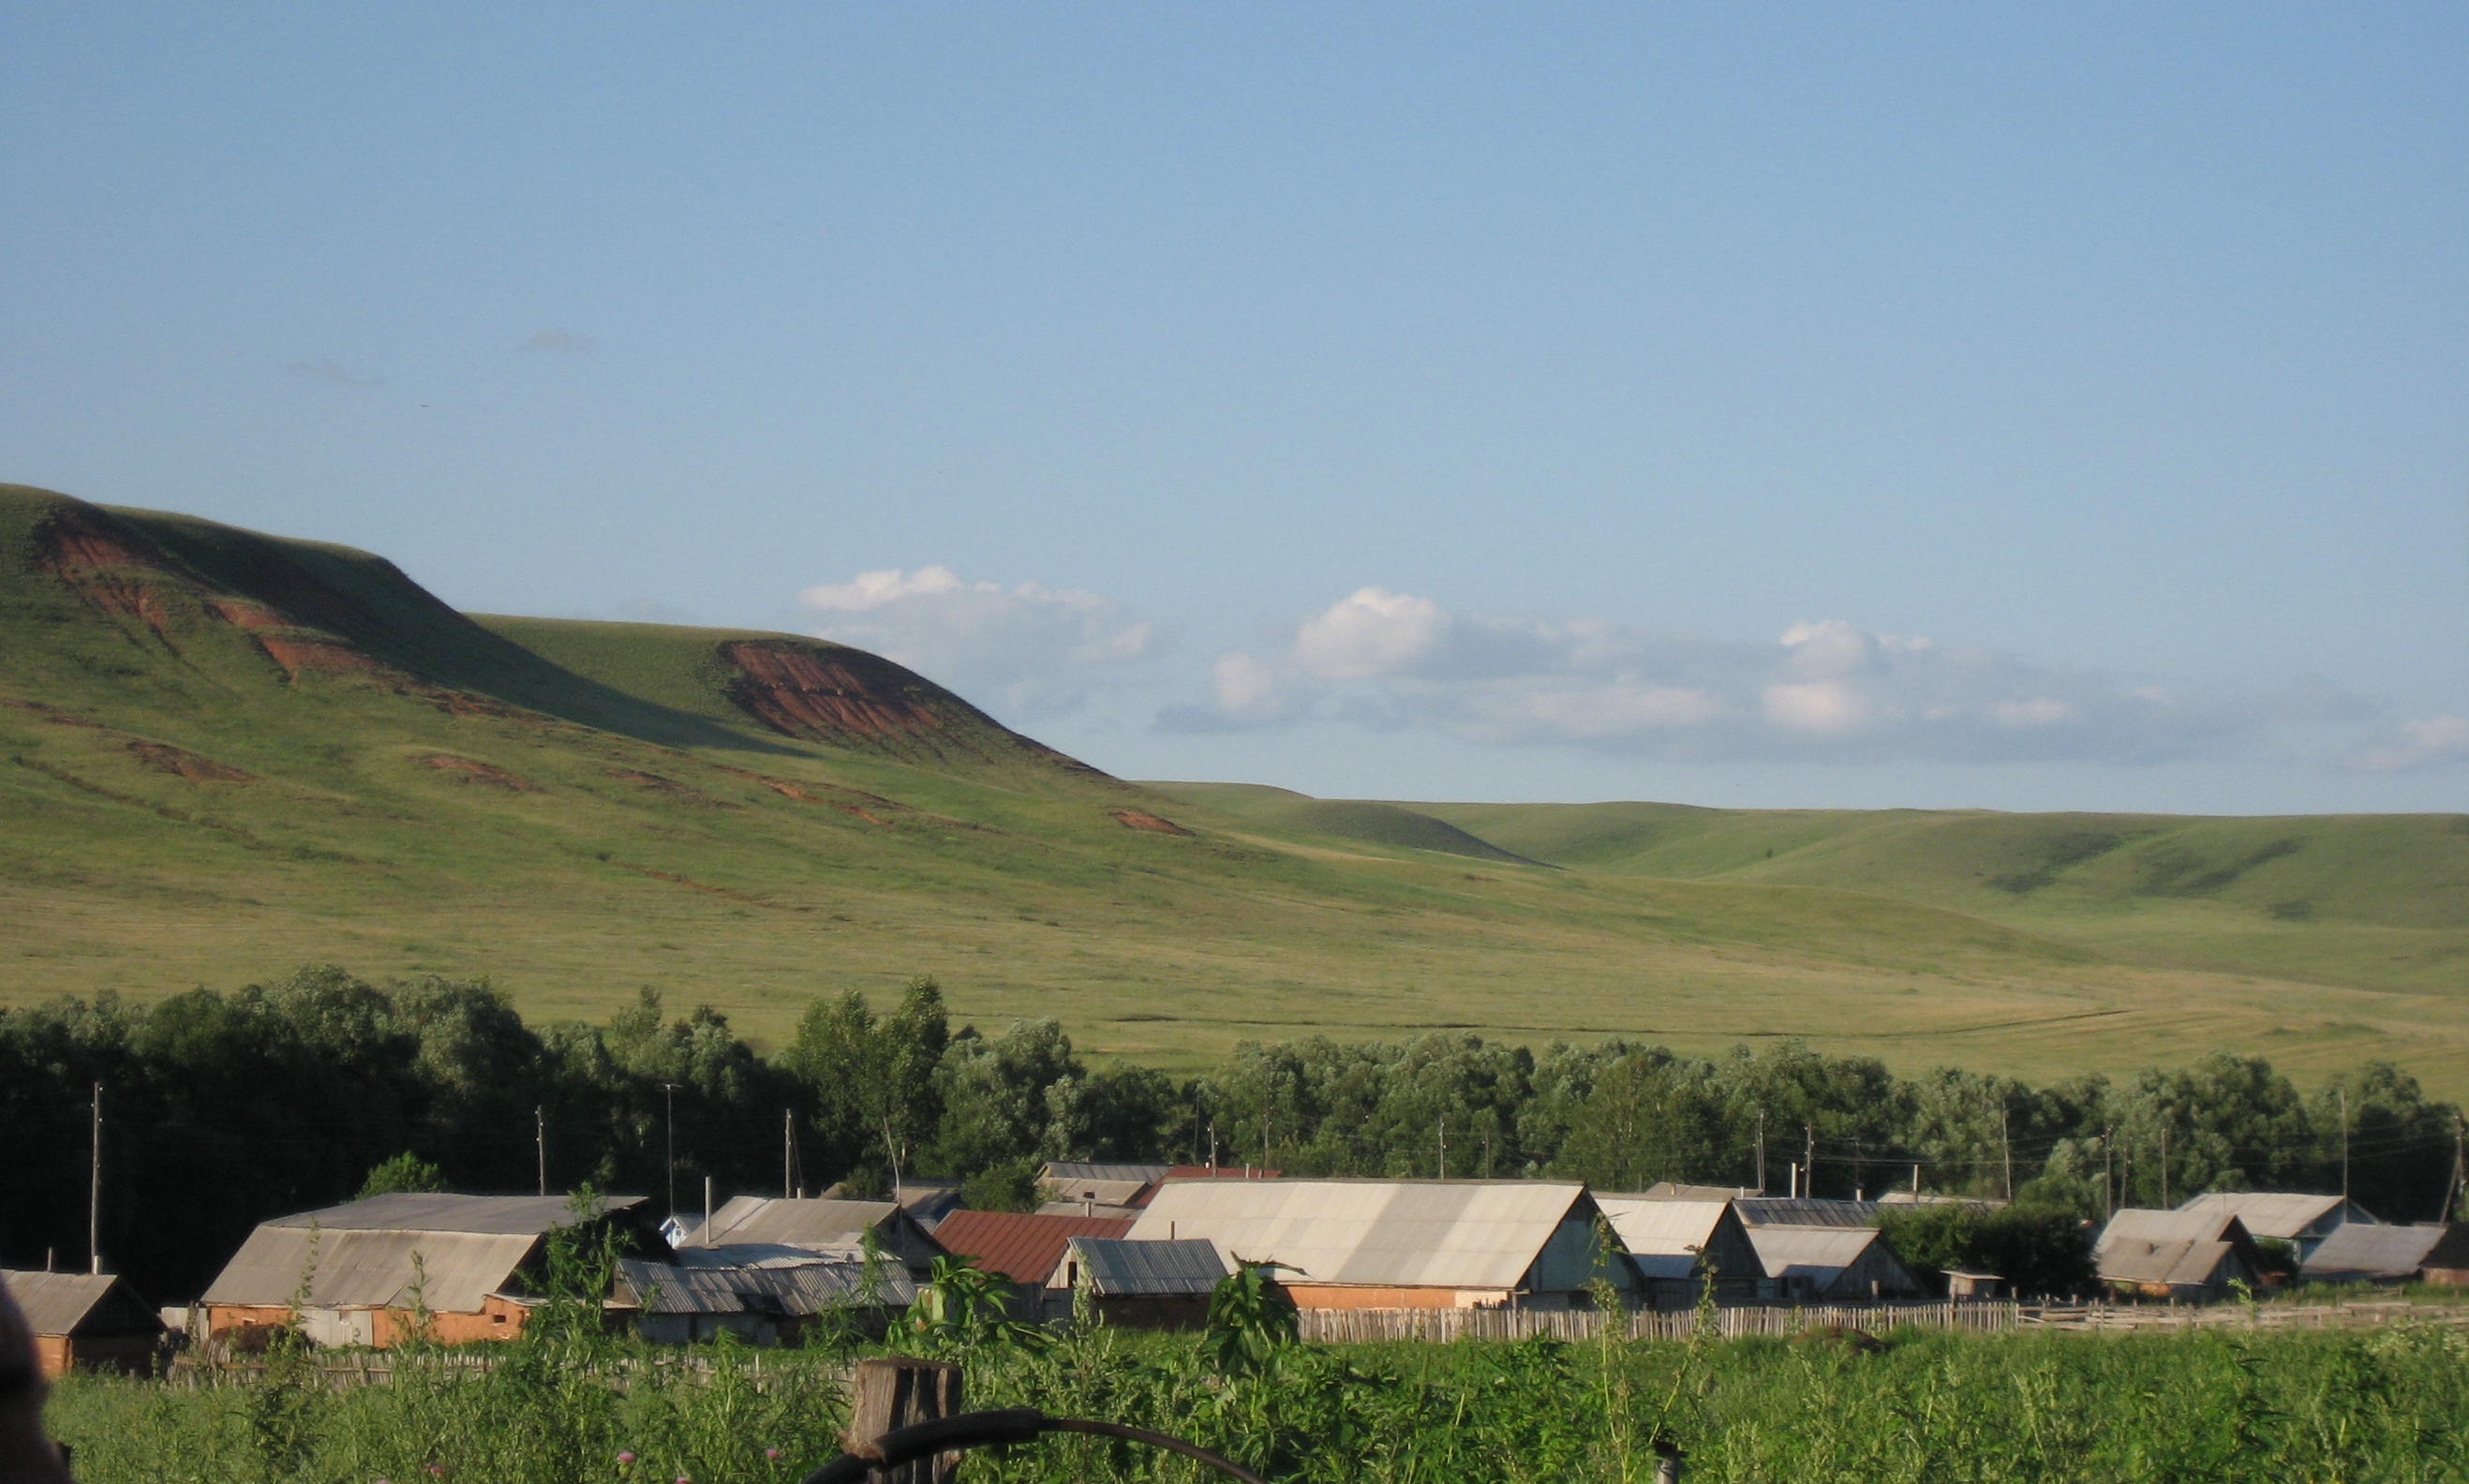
[7,483,2468,1093]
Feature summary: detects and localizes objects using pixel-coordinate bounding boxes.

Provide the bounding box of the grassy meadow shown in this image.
[46,1322,2469,1484]
[4,482,2466,1091]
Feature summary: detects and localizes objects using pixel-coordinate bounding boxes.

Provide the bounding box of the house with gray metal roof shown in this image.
[199,1193,662,1348]
[1742,1226,1925,1299]
[2298,1222,2461,1284]
[1046,1237,1229,1328]
[1,1270,161,1378]
[683,1196,945,1278]
[2176,1193,2378,1259]
[1593,1195,1763,1302]
[615,1255,916,1344]
[1124,1180,1638,1311]
[2095,1208,2268,1301]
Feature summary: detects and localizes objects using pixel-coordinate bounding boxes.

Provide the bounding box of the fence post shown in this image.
[845,1357,965,1484]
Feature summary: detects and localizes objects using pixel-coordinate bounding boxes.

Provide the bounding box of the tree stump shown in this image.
[844,1357,965,1484]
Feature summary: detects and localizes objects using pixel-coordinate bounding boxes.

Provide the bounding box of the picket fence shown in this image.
[1297,1299,2019,1344]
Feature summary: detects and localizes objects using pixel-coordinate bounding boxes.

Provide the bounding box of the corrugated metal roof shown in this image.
[1744,1226,1886,1281]
[264,1193,645,1235]
[1044,1162,1172,1184]
[2302,1223,2452,1282]
[1733,1197,1881,1229]
[202,1226,543,1312]
[2101,1239,2243,1287]
[1596,1199,1731,1281]
[932,1210,1134,1284]
[2177,1193,2370,1240]
[615,1257,916,1314]
[2097,1208,2244,1253]
[1124,1180,1595,1292]
[691,1196,898,1249]
[1053,1238,1228,1295]
[1,1270,156,1337]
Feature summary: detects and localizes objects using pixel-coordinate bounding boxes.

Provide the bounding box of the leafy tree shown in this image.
[356,1152,445,1199]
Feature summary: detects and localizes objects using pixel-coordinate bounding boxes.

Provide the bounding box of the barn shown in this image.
[0,1270,161,1378]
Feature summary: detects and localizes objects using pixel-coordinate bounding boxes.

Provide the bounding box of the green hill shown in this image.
[7,482,2468,1093]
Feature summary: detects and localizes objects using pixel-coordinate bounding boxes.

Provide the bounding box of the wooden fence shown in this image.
[2017,1299,2469,1334]
[1298,1299,2019,1344]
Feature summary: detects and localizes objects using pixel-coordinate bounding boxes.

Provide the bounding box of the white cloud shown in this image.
[796,567,1158,719]
[1165,588,2300,764]
[2349,716,2469,773]
[1294,587,1450,680]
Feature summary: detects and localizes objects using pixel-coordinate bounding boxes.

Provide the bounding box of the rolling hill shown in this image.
[6,482,2466,1093]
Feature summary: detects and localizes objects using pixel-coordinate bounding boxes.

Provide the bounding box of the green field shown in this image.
[5,482,2466,1091]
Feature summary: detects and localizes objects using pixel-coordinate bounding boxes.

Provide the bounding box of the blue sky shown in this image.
[6,3,2463,812]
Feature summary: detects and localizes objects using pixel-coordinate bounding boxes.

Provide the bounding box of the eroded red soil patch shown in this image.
[126,741,252,782]
[418,753,537,791]
[722,641,952,740]
[35,506,186,637]
[1112,809,1193,836]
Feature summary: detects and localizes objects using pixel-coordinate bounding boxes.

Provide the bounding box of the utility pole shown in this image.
[2000,1106,2015,1204]
[2445,1114,2465,1224]
[88,1081,102,1274]
[2337,1088,2351,1204]
[1804,1124,1816,1200]
[1437,1115,1448,1180]
[783,1108,795,1199]
[2159,1122,2171,1209]
[535,1106,547,1196]
[1911,1162,1922,1200]
[1755,1109,1767,1195]
[661,1082,680,1218]
[1207,1120,1218,1171]
[2103,1127,2115,1221]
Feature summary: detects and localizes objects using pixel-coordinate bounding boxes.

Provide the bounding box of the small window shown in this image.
[492,1313,507,1324]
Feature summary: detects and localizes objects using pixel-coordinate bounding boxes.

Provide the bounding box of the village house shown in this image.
[198,1193,663,1348]
[614,1253,916,1345]
[1592,1195,1765,1304]
[2095,1208,2268,1301]
[1047,1236,1228,1328]
[930,1209,1134,1320]
[684,1195,946,1279]
[1124,1179,1639,1311]
[1743,1225,1926,1299]
[2175,1193,2378,1262]
[0,1270,162,1378]
[2298,1222,2467,1285]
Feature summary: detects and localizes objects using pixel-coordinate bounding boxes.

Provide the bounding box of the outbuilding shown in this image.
[685,1196,946,1279]
[1047,1237,1229,1328]
[1124,1179,1639,1312]
[1593,1195,1764,1304]
[200,1193,662,1348]
[930,1209,1134,1321]
[1743,1225,1925,1299]
[2299,1223,2461,1285]
[614,1254,916,1344]
[2176,1193,2378,1261]
[0,1270,162,1378]
[2095,1209,2268,1301]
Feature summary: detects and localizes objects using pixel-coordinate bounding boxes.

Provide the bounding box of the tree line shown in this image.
[1,964,2460,1299]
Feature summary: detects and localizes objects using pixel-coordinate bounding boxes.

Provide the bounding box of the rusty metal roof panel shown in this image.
[1126,1180,1593,1292]
[932,1210,1135,1284]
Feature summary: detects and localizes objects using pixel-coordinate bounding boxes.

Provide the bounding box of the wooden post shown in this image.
[845,1357,964,1484]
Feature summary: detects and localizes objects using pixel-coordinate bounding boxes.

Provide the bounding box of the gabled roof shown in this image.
[1,1270,158,1338]
[931,1210,1134,1284]
[1124,1180,1598,1292]
[2176,1193,2374,1240]
[261,1193,647,1235]
[614,1257,916,1315]
[689,1196,900,1250]
[1044,1162,1171,1185]
[2098,1208,2246,1252]
[1744,1226,1892,1284]
[2301,1223,2454,1282]
[1733,1197,1881,1229]
[2101,1239,2247,1288]
[1595,1198,1733,1281]
[1053,1238,1229,1296]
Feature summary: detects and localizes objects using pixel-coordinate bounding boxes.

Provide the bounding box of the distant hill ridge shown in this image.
[6,482,2467,1094]
[1,483,1088,772]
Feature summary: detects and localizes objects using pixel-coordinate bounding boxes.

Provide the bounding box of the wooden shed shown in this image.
[684,1196,947,1280]
[1593,1195,1766,1304]
[0,1270,161,1378]
[1047,1237,1229,1328]
[2095,1209,2267,1302]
